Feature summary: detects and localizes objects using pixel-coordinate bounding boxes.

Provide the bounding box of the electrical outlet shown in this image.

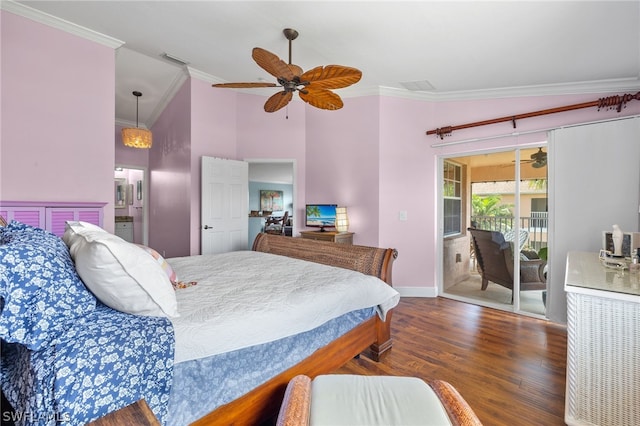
[399,210,408,221]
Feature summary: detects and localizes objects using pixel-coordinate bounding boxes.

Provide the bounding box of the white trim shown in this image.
[146,68,189,127]
[2,1,124,49]
[244,158,297,235]
[396,286,438,298]
[374,78,640,102]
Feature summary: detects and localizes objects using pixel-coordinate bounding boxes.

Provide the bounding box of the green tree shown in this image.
[306,205,321,218]
[471,195,513,230]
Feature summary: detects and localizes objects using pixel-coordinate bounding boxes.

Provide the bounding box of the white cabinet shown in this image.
[115,221,134,242]
[564,252,640,426]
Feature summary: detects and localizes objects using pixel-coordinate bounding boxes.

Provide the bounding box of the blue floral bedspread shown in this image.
[1,302,174,425]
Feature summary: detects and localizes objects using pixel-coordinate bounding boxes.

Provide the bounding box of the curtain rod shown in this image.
[426,91,640,139]
[430,114,640,148]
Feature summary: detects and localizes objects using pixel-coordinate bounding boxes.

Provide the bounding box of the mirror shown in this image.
[115,178,127,209]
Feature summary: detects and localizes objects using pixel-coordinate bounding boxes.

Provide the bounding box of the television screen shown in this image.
[305,204,337,230]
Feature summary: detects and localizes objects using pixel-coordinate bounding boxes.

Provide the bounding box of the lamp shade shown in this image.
[122,90,152,149]
[335,207,349,233]
[121,127,153,148]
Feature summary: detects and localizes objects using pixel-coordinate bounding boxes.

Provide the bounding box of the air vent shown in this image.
[400,80,435,91]
[161,52,190,66]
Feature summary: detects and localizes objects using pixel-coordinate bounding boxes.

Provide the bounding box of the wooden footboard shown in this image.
[190,234,398,426]
[252,233,397,285]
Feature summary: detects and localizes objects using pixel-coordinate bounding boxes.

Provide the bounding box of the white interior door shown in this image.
[201,157,248,254]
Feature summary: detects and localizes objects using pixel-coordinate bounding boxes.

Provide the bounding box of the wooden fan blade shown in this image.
[300,65,362,90]
[264,91,293,112]
[252,47,294,81]
[298,86,344,110]
[288,63,303,77]
[212,82,278,88]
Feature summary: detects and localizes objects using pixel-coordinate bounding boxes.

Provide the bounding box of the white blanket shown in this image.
[167,251,400,364]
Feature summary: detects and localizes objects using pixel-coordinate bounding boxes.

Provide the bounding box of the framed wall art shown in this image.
[260,190,283,212]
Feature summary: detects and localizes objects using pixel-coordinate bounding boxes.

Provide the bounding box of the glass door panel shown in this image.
[440,147,548,318]
[517,147,548,317]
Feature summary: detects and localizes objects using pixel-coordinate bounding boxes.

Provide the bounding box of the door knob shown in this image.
[203,225,212,229]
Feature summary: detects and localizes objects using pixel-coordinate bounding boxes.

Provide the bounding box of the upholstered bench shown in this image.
[276,374,483,426]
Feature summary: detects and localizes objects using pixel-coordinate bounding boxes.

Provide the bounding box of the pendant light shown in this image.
[121,91,153,149]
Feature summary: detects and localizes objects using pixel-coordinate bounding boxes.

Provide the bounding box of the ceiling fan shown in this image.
[212,28,362,112]
[522,148,547,168]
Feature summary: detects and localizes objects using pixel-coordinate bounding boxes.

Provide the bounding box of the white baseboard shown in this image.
[395,286,438,298]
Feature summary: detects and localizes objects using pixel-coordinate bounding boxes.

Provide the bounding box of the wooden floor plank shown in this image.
[335,297,567,426]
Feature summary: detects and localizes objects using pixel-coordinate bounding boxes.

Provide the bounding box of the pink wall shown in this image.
[378,97,437,288]
[147,80,192,257]
[1,11,116,231]
[305,97,381,247]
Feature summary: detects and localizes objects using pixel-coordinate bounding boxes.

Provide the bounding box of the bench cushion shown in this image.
[310,375,452,426]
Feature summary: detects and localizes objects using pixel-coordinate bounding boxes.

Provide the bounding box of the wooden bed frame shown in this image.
[191,233,398,426]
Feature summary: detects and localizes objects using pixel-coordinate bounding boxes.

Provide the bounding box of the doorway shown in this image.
[246,159,296,248]
[439,146,548,318]
[114,165,148,246]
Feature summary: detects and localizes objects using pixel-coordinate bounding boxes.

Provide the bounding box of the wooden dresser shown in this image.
[299,231,354,244]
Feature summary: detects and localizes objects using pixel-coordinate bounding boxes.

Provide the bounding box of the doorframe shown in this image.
[244,158,297,232]
[436,144,548,318]
[115,164,149,246]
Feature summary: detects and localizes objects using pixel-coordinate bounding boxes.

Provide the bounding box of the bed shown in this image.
[0,219,399,425]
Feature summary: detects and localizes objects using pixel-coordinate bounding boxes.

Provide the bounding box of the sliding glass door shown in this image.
[440,147,548,317]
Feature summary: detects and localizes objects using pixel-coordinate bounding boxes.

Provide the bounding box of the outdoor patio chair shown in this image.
[468,228,546,300]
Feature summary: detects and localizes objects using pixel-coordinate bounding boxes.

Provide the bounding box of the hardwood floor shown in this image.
[335,297,567,426]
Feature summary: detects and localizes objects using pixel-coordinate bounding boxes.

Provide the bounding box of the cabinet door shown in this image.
[0,207,45,228]
[47,208,104,237]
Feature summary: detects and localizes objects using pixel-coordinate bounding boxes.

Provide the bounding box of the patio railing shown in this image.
[471,213,548,252]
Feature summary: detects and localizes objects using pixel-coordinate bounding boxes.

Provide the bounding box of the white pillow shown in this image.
[64,222,179,318]
[63,220,107,251]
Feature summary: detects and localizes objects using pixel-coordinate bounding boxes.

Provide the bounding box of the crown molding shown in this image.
[2,1,124,49]
[145,68,190,127]
[187,67,225,85]
[373,77,640,101]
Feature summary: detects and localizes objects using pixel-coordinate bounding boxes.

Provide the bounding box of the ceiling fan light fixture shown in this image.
[212,29,361,113]
[122,91,153,149]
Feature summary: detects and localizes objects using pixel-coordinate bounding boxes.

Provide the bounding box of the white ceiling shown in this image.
[7,1,640,128]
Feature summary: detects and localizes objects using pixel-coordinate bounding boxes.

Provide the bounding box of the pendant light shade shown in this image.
[122,91,153,149]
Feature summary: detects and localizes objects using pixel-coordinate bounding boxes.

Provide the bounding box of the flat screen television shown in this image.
[305,204,337,232]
